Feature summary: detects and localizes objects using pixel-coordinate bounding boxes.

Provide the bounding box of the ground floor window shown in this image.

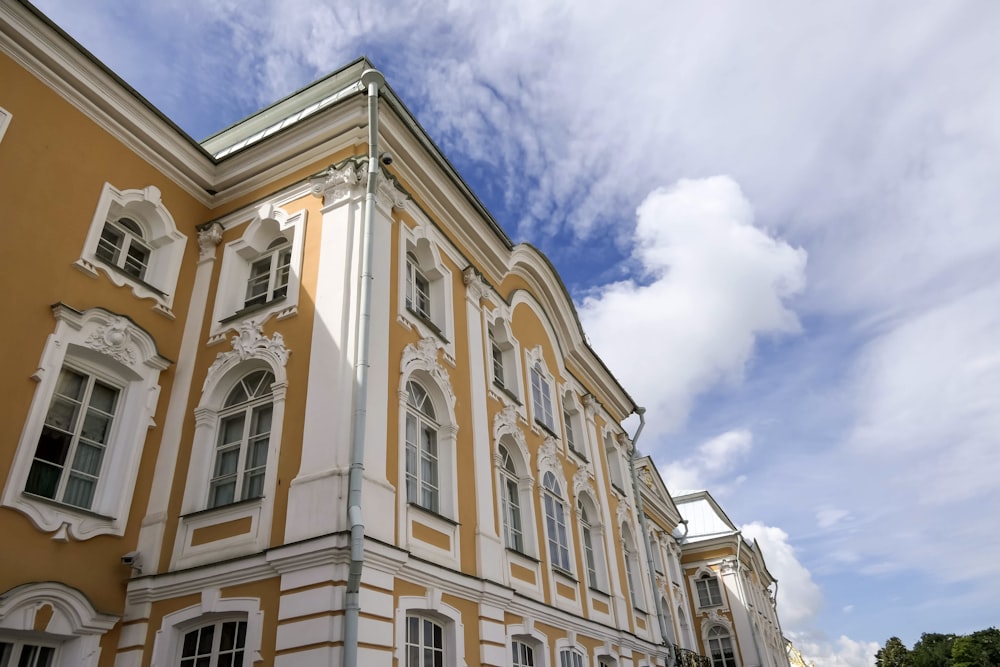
[0,640,55,667]
[180,619,247,667]
[406,615,444,667]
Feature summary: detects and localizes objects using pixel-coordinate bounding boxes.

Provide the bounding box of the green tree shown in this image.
[951,627,1000,667]
[911,633,955,667]
[877,637,914,667]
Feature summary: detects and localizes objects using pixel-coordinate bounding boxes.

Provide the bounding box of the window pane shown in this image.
[43,397,80,433]
[81,411,113,445]
[219,415,246,446]
[89,381,118,413]
[71,441,104,475]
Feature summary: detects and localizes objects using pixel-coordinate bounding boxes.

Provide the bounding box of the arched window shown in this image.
[559,648,584,667]
[530,363,555,431]
[622,524,643,609]
[406,252,432,321]
[406,380,439,512]
[244,237,291,308]
[542,471,570,571]
[180,619,248,667]
[512,639,535,667]
[97,216,151,280]
[660,597,675,643]
[405,615,443,667]
[499,444,524,552]
[209,370,275,508]
[707,626,737,667]
[696,572,723,608]
[577,493,607,591]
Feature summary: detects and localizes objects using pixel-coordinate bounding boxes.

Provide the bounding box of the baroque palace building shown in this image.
[0,3,792,667]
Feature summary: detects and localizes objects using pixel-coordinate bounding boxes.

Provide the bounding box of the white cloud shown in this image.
[741,522,823,628]
[789,632,879,667]
[816,507,851,530]
[660,429,753,494]
[579,177,806,435]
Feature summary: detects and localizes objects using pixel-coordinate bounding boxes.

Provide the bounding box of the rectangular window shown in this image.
[564,410,575,450]
[26,367,119,510]
[0,641,55,667]
[406,616,444,667]
[512,641,535,667]
[696,576,724,607]
[491,338,505,389]
[530,365,554,430]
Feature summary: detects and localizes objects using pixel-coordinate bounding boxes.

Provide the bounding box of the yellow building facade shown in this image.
[0,4,791,667]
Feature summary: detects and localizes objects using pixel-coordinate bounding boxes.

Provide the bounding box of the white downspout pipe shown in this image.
[628,408,674,667]
[344,67,384,667]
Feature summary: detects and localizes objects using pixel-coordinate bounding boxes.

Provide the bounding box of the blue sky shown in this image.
[31,1,1000,664]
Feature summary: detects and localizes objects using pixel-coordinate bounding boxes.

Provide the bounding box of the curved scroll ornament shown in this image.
[84,316,137,366]
[310,160,363,204]
[572,464,595,499]
[536,435,561,478]
[204,320,290,390]
[401,337,456,413]
[493,405,530,468]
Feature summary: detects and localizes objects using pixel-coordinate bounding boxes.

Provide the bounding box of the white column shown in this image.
[135,223,222,574]
[463,269,505,582]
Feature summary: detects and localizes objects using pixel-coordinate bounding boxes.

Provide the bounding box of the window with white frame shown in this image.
[405,380,440,513]
[487,318,520,401]
[622,524,643,610]
[0,639,56,667]
[2,305,169,539]
[542,471,571,571]
[511,639,535,667]
[96,216,152,281]
[405,615,444,667]
[400,232,453,343]
[559,648,584,667]
[180,619,247,667]
[696,572,724,608]
[530,363,555,432]
[244,238,291,309]
[707,626,737,667]
[74,184,186,316]
[498,444,524,553]
[210,205,305,340]
[577,494,607,591]
[209,370,275,508]
[562,392,585,459]
[649,528,665,574]
[604,432,626,494]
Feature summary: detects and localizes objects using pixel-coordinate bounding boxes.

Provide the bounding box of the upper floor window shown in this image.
[499,445,524,553]
[406,252,432,321]
[622,524,643,610]
[180,619,247,667]
[244,238,291,309]
[74,184,186,317]
[542,471,571,571]
[707,626,737,667]
[2,305,169,540]
[96,217,151,280]
[530,363,555,432]
[604,432,627,494]
[578,496,608,591]
[696,572,724,607]
[209,204,306,342]
[405,381,439,513]
[209,370,275,508]
[399,231,454,346]
[405,615,444,667]
[26,367,120,510]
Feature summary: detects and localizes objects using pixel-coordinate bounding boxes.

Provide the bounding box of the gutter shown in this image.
[628,408,675,667]
[343,67,384,667]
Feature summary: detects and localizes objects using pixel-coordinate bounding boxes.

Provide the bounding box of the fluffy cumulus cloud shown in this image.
[660,429,753,495]
[741,522,823,627]
[790,633,880,667]
[579,177,806,434]
[32,0,1000,657]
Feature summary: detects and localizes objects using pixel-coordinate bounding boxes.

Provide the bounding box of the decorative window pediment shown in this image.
[74,184,187,318]
[2,305,169,540]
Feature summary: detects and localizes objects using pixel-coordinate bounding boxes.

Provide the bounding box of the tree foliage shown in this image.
[878,629,1000,667]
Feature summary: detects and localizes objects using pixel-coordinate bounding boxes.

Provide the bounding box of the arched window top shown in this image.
[116,216,144,237]
[223,370,275,408]
[578,499,590,523]
[266,237,288,250]
[406,380,435,420]
[707,626,729,639]
[543,470,561,495]
[499,444,516,475]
